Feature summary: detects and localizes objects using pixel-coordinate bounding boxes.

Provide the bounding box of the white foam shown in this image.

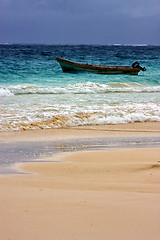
[0,102,159,131]
[1,82,159,131]
[3,82,160,96]
[0,87,14,97]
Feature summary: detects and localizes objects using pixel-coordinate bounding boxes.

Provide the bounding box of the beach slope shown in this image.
[0,146,160,240]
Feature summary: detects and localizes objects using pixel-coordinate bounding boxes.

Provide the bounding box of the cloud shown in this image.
[119,0,160,18]
[0,0,159,44]
[0,0,88,14]
[1,0,160,17]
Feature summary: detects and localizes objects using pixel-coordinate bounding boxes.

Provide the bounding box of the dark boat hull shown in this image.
[56,57,142,75]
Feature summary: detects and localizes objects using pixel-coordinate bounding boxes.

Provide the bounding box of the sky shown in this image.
[0,0,160,45]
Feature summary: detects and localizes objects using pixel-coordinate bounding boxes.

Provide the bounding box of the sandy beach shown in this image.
[0,122,160,240]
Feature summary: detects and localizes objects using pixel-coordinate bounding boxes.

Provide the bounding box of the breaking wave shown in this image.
[1,102,159,131]
[0,82,160,96]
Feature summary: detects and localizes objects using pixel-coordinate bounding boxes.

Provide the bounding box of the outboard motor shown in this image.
[132,62,146,71]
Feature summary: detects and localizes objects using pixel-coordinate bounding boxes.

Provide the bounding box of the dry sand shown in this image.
[0,122,160,240]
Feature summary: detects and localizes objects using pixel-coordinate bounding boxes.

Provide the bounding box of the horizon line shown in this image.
[0,42,160,46]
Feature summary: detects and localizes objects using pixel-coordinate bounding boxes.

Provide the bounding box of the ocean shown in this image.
[0,44,160,131]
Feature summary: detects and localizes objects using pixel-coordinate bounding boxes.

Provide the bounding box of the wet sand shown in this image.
[0,122,160,143]
[0,122,160,240]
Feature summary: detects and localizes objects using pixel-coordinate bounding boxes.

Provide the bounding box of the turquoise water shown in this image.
[0,44,160,131]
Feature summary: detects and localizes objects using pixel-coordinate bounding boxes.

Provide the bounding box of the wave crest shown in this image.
[1,82,160,96]
[0,88,14,97]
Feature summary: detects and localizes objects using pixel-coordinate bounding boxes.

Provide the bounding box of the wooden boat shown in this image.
[56,57,146,75]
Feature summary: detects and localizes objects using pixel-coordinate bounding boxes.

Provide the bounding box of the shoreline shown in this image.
[0,122,160,239]
[0,122,160,175]
[1,122,160,143]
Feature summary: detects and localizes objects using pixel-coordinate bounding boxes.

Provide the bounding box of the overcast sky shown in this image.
[0,0,160,45]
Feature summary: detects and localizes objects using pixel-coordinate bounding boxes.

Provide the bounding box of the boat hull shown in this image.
[56,57,141,75]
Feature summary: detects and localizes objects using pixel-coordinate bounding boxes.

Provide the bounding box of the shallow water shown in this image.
[0,45,160,131]
[0,136,160,174]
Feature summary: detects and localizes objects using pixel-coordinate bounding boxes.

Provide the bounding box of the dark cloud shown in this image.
[0,0,160,44]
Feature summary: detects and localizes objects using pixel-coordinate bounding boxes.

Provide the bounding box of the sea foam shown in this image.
[1,44,160,131]
[0,87,14,97]
[1,101,159,131]
[1,82,160,96]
